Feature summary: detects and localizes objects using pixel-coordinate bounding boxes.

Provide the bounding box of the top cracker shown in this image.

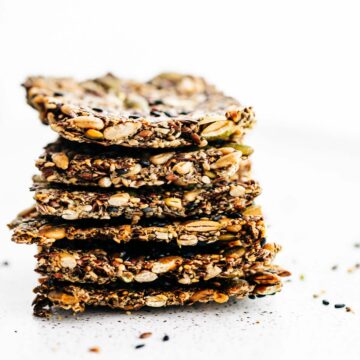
[23,73,255,148]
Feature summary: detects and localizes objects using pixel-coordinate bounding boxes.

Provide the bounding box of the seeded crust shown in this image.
[33,179,261,222]
[37,138,253,189]
[33,266,289,316]
[9,206,266,248]
[35,242,279,285]
[23,73,255,148]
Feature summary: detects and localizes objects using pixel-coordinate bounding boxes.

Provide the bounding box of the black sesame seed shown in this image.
[248,295,256,300]
[164,111,172,117]
[129,115,141,119]
[135,344,145,349]
[227,212,243,219]
[212,215,223,221]
[334,304,345,309]
[107,206,119,214]
[92,107,103,112]
[150,110,162,117]
[53,92,64,97]
[152,221,167,227]
[162,335,169,342]
[322,300,330,306]
[151,100,163,105]
[139,159,150,167]
[260,238,266,247]
[116,168,129,175]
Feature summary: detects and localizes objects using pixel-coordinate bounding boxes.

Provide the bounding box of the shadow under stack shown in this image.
[9,73,290,316]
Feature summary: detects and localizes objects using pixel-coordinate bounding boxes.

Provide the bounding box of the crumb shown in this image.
[347,263,360,273]
[313,290,326,299]
[299,274,305,281]
[89,347,100,353]
[346,307,354,313]
[139,332,152,339]
[162,335,169,342]
[126,311,132,315]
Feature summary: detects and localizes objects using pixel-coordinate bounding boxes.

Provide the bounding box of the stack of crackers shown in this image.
[9,73,289,316]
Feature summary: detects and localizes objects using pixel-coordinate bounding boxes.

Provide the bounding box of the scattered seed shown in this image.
[139,332,152,339]
[331,265,338,271]
[299,274,305,281]
[89,346,100,353]
[150,110,162,117]
[313,290,326,299]
[347,263,360,273]
[1,261,9,266]
[354,243,360,248]
[135,344,145,349]
[334,304,345,309]
[162,335,169,342]
[151,100,163,105]
[322,300,330,306]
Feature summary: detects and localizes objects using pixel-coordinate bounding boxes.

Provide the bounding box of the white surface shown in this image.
[1,1,360,359]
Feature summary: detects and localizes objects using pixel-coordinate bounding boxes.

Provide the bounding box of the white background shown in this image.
[0,1,360,359]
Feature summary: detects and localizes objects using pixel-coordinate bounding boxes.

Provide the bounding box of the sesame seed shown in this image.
[334,304,345,309]
[139,332,152,339]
